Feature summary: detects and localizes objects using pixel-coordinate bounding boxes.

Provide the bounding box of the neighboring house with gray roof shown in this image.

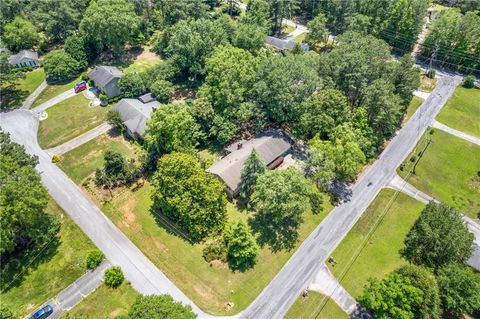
[88,66,124,98]
[8,50,39,68]
[112,98,160,138]
[208,130,292,197]
[266,36,309,52]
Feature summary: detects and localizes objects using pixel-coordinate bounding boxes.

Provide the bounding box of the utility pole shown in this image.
[427,46,438,75]
[412,138,433,175]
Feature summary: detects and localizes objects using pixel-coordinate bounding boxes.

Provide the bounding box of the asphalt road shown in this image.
[1,74,461,319]
[0,110,219,319]
[239,75,462,318]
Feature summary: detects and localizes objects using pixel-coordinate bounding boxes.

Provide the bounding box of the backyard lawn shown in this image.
[67,282,139,318]
[57,133,140,184]
[398,130,480,218]
[58,142,334,315]
[328,189,424,298]
[0,199,96,317]
[436,86,480,138]
[403,96,423,124]
[32,75,82,107]
[37,94,112,149]
[285,291,348,319]
[120,46,161,74]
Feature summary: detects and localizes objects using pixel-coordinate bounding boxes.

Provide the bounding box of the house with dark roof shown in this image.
[88,66,124,98]
[207,130,292,197]
[112,97,160,138]
[266,36,309,52]
[8,50,39,68]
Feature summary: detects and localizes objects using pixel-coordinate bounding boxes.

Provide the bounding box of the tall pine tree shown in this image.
[224,221,259,271]
[239,149,266,202]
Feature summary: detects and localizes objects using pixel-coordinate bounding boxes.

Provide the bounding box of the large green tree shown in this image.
[2,17,39,51]
[224,221,259,271]
[251,168,320,251]
[254,53,320,123]
[119,73,147,98]
[295,88,351,139]
[241,0,271,30]
[0,52,24,109]
[144,103,201,156]
[151,152,227,242]
[360,272,424,319]
[128,295,196,319]
[395,265,441,319]
[232,23,267,53]
[43,50,80,81]
[437,263,480,316]
[305,13,329,48]
[80,0,140,55]
[239,149,266,203]
[401,202,474,269]
[0,132,58,254]
[165,18,228,77]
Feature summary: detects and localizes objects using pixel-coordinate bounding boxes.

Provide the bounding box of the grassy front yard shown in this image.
[436,86,480,138]
[37,94,112,149]
[67,282,139,318]
[0,199,96,317]
[58,140,333,315]
[57,133,140,184]
[398,130,480,218]
[293,33,307,43]
[403,96,423,124]
[16,69,45,96]
[328,189,424,298]
[286,291,349,319]
[32,76,82,107]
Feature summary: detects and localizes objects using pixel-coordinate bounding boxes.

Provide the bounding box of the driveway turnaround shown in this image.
[24,260,111,319]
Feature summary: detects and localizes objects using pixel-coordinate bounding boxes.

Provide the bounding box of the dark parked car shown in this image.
[30,305,53,319]
[74,80,87,93]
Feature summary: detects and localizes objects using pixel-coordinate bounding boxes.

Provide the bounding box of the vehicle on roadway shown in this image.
[74,80,87,93]
[29,304,53,319]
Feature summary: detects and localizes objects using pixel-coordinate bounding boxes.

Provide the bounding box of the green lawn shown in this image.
[67,282,139,318]
[32,76,82,107]
[37,94,112,149]
[58,142,334,315]
[328,189,425,298]
[16,69,45,96]
[436,86,480,138]
[398,130,480,218]
[293,32,307,43]
[0,199,96,317]
[120,46,161,74]
[57,133,140,184]
[285,291,349,319]
[403,96,424,124]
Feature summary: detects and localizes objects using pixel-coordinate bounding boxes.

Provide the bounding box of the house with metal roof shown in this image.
[8,50,39,68]
[208,130,292,197]
[112,98,160,138]
[265,36,309,52]
[88,66,124,98]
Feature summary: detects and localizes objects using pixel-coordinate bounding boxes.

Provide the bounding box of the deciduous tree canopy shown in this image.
[128,295,196,319]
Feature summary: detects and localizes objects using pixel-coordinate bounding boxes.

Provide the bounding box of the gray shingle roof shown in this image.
[8,50,38,65]
[112,98,160,136]
[208,130,292,195]
[88,66,123,88]
[266,36,309,51]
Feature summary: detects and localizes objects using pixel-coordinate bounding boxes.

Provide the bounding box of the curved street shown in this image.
[1,74,461,319]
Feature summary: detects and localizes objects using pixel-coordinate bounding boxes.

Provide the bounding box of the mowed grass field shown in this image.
[285,292,348,319]
[67,282,139,318]
[57,133,140,184]
[399,130,480,218]
[0,199,95,317]
[328,189,424,298]
[16,69,45,95]
[58,139,334,315]
[32,76,82,107]
[403,96,424,124]
[436,86,480,138]
[37,94,112,149]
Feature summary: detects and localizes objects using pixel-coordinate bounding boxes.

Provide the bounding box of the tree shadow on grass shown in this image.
[249,213,299,253]
[0,236,60,293]
[0,86,29,110]
[149,207,195,245]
